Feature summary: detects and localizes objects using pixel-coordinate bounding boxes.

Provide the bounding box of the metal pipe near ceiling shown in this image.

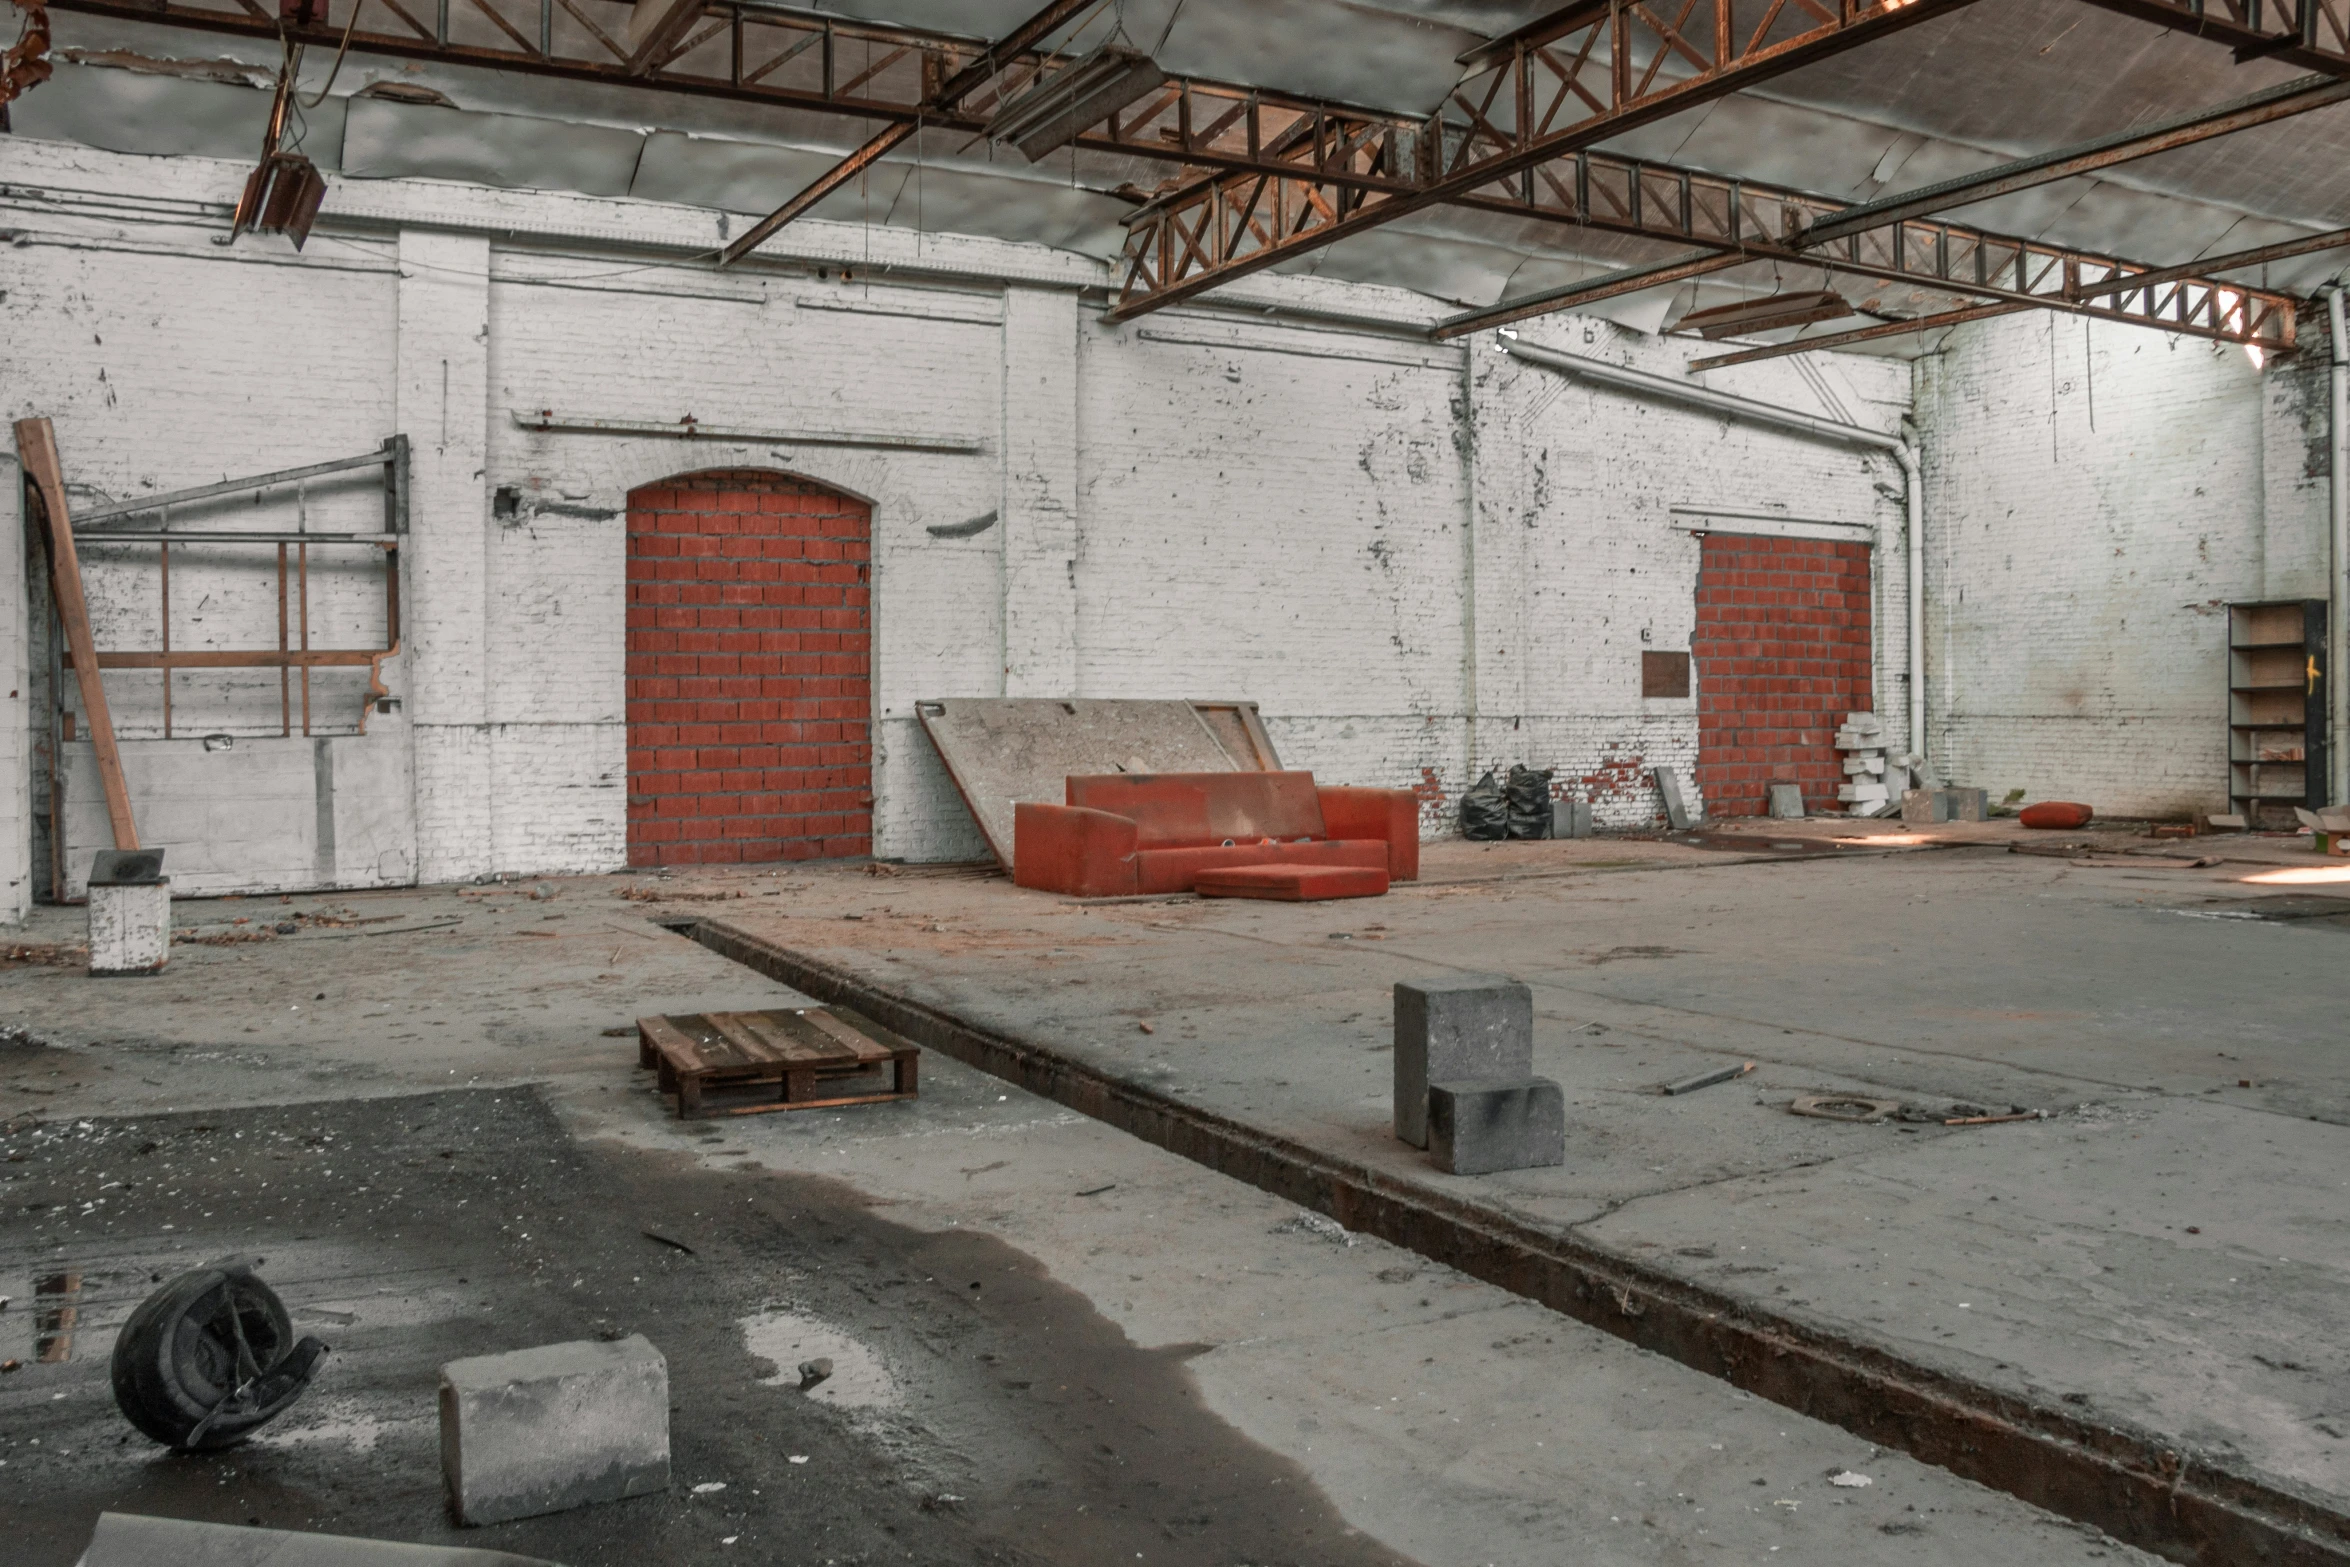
[1495,332,1930,778]
[2327,284,2349,806]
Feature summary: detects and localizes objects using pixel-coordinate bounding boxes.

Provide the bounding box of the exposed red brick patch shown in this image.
[625,469,871,867]
[1691,534,1872,818]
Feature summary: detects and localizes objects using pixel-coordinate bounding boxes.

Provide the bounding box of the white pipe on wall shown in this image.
[1495,334,1929,772]
[2326,284,2348,805]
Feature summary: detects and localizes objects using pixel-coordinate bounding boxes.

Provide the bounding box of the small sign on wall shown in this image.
[1642,650,1692,699]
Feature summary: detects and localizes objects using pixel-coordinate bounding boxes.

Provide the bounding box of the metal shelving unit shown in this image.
[2228,599,2328,828]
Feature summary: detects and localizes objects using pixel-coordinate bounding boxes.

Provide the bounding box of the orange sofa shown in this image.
[1013,771,1419,898]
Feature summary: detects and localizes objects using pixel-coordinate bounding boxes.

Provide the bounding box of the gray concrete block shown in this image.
[1901,788,1951,825]
[440,1335,670,1526]
[1427,1077,1566,1176]
[1551,799,1594,839]
[1765,783,1804,819]
[1394,976,1532,1148]
[1945,787,1988,823]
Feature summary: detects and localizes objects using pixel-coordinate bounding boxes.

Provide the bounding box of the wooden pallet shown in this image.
[636,1007,919,1120]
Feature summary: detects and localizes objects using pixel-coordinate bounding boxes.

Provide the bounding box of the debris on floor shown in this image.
[1787,1095,1903,1123]
[2020,801,2097,829]
[1662,1062,1756,1096]
[1834,712,1895,816]
[440,1335,671,1526]
[112,1254,327,1451]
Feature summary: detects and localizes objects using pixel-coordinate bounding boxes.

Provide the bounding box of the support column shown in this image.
[395,229,493,884]
[1000,287,1080,697]
[0,467,29,920]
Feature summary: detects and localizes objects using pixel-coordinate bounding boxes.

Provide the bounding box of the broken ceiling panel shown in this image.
[10,61,299,164]
[793,0,1494,116]
[340,97,644,197]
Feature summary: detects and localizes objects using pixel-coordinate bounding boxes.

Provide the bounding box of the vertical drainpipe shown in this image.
[2326,284,2349,805]
[1461,345,1480,790]
[1495,334,1929,778]
[1899,441,1925,770]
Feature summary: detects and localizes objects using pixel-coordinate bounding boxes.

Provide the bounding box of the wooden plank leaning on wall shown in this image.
[14,417,140,851]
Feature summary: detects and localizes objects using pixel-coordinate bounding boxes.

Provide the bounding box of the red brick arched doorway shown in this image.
[625,469,871,866]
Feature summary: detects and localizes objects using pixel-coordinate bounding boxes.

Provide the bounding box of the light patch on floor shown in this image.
[740,1307,899,1409]
[2240,865,2350,885]
[253,1403,424,1454]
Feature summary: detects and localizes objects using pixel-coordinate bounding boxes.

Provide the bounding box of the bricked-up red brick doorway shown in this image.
[1691,533,1873,818]
[626,470,872,866]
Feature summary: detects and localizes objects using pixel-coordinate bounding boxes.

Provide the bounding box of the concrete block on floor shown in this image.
[1765,783,1804,819]
[1427,1077,1566,1175]
[87,855,170,976]
[1902,788,1952,825]
[1551,799,1594,838]
[1946,787,1988,822]
[440,1334,670,1526]
[1394,976,1532,1148]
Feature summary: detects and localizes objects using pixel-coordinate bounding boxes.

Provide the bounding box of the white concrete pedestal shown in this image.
[88,879,169,975]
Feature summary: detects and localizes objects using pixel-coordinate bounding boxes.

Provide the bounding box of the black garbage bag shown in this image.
[1506,765,1554,839]
[112,1255,327,1451]
[1460,770,1509,840]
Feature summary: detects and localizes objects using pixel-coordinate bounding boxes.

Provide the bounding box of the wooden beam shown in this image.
[14,417,139,851]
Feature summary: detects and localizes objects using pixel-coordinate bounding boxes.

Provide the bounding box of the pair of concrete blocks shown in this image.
[1394,976,1564,1176]
[1902,786,1989,825]
[441,1335,670,1526]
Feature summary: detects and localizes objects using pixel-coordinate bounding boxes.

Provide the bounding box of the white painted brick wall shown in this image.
[5,138,1950,892]
[1915,312,2313,818]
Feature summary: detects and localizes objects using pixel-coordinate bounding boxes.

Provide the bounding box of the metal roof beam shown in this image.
[1103,0,1983,321]
[715,0,1104,265]
[2073,0,2350,78]
[1795,71,2350,249]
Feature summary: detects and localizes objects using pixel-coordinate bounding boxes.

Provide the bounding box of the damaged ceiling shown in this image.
[11,0,2350,353]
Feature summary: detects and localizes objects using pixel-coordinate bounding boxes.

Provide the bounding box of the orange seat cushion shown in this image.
[1195,863,1390,901]
[2018,801,2095,830]
[1134,838,1388,895]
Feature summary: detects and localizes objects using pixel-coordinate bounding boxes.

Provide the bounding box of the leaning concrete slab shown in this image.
[78,1510,562,1565]
[1427,1077,1565,1175]
[439,1334,670,1526]
[1392,976,1532,1147]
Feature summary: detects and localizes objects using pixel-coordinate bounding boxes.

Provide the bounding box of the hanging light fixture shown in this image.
[984,42,1165,163]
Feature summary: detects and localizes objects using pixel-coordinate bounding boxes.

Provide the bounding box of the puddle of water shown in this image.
[740,1307,899,1409]
[35,1271,81,1363]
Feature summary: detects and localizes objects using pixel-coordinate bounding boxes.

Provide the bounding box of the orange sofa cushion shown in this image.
[1133,837,1387,895]
[1196,863,1390,901]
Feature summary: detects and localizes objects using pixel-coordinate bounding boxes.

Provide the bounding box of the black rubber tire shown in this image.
[110,1256,322,1451]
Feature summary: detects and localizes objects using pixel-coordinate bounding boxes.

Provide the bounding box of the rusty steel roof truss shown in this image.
[35,0,2319,351]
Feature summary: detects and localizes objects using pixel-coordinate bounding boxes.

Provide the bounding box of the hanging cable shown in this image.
[296,1,364,110]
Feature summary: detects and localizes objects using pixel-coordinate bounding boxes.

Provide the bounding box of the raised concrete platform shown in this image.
[675,829,2350,1565]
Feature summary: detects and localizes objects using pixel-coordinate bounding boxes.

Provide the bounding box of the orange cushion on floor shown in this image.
[1194,863,1390,901]
[2019,801,2095,830]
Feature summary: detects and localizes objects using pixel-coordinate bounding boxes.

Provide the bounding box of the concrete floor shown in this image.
[663,824,2350,1518]
[0,836,2202,1564]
